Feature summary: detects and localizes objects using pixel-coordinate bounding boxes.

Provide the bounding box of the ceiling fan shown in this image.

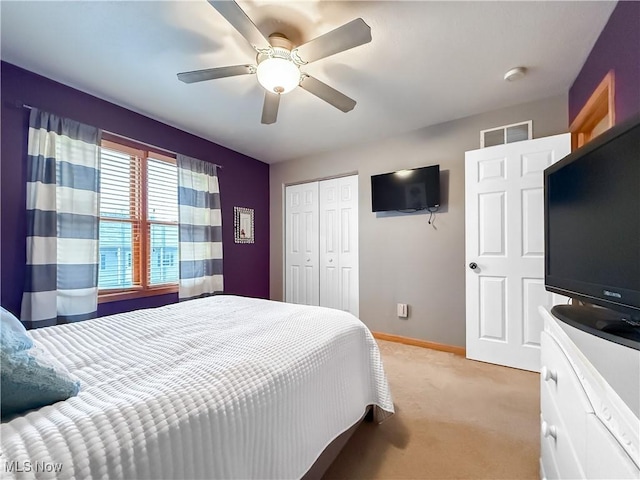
[177,1,372,124]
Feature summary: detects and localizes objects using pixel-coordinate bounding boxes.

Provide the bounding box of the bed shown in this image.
[1,295,394,479]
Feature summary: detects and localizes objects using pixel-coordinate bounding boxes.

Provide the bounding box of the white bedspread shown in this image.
[1,296,394,479]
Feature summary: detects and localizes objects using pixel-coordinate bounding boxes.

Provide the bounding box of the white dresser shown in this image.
[539,307,640,480]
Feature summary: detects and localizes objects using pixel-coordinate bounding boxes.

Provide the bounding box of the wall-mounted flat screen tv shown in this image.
[371,164,440,212]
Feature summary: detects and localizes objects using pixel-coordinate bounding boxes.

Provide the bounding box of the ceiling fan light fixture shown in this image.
[256,57,300,94]
[180,2,372,124]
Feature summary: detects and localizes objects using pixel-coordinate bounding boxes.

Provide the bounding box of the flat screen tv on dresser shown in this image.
[544,114,640,350]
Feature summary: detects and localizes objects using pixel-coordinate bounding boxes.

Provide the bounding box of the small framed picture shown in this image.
[234,207,254,244]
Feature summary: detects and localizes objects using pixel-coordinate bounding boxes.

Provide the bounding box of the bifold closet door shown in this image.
[319,176,359,317]
[285,182,319,306]
[285,175,359,316]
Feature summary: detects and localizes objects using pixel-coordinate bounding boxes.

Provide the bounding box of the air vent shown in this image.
[480,121,532,148]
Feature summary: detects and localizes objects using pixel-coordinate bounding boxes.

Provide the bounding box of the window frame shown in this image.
[98,136,179,303]
[570,70,615,150]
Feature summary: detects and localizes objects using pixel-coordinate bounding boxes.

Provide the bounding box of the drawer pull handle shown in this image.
[541,366,557,383]
[541,421,557,440]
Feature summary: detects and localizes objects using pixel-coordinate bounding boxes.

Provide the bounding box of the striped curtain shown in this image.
[177,155,223,300]
[21,109,101,328]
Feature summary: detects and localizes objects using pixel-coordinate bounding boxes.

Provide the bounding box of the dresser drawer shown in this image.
[540,415,560,480]
[585,414,640,479]
[541,330,593,457]
[540,307,640,480]
[541,390,585,480]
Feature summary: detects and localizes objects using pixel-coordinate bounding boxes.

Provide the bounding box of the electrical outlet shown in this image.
[397,303,408,318]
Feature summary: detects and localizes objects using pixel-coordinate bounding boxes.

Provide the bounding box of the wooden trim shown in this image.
[372,332,466,356]
[148,150,177,165]
[102,132,177,160]
[139,154,150,287]
[570,70,615,150]
[98,285,178,304]
[102,138,144,159]
[130,155,142,286]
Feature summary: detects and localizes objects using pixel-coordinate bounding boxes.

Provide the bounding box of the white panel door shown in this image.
[465,134,570,371]
[285,182,319,306]
[319,179,340,310]
[319,175,359,316]
[337,175,359,317]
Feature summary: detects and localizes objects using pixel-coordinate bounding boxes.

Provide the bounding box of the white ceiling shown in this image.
[1,1,616,164]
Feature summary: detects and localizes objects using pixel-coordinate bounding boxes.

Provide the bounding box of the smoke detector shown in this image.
[504,67,527,82]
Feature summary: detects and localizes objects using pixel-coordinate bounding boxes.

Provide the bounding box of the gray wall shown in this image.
[270,94,568,347]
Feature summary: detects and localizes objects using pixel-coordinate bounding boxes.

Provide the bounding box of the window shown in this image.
[98,137,179,302]
[570,70,615,150]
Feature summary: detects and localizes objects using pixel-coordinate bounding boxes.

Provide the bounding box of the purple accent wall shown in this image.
[1,62,269,320]
[569,1,640,125]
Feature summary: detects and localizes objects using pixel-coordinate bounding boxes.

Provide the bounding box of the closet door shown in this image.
[319,175,359,317]
[285,182,319,306]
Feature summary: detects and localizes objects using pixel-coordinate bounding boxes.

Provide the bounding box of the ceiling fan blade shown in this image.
[293,18,371,64]
[299,75,356,113]
[208,1,271,51]
[177,65,255,84]
[261,92,280,125]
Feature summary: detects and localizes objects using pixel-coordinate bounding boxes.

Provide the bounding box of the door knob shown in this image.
[306,258,311,262]
[469,262,478,270]
[329,258,333,263]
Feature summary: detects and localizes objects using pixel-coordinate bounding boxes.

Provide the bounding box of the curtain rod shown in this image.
[18,102,223,169]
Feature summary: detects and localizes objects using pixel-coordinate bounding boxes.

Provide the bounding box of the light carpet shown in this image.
[323,340,540,479]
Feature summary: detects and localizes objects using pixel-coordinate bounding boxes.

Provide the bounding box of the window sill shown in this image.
[98,285,178,304]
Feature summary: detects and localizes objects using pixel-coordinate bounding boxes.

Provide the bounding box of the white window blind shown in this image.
[99,147,136,289]
[147,156,179,286]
